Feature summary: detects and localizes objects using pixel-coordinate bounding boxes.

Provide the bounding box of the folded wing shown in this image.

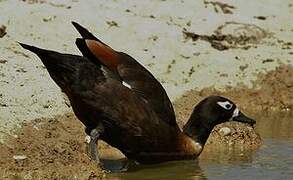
[72,22,177,126]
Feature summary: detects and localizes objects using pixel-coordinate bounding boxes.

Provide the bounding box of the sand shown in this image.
[1,64,292,179]
[0,0,292,179]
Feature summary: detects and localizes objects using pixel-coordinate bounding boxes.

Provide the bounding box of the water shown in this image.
[201,139,293,180]
[107,112,293,180]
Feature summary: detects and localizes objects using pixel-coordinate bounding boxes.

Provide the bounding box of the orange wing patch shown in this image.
[85,39,119,70]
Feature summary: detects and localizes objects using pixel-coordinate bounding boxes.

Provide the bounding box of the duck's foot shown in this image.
[119,160,138,172]
[87,126,104,168]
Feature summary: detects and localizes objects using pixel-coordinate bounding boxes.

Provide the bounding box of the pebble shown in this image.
[0,25,6,38]
[219,127,232,136]
[24,173,32,180]
[13,155,27,160]
[84,135,91,144]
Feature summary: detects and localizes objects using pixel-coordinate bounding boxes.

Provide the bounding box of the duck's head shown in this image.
[200,95,255,126]
[183,95,255,145]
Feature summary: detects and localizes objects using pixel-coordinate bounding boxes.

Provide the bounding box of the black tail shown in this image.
[71,21,106,45]
[19,42,49,56]
[19,42,83,89]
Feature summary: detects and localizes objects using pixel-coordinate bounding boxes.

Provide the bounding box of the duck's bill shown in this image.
[232,111,256,126]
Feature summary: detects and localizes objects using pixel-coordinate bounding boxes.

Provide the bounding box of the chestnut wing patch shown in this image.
[85,40,119,70]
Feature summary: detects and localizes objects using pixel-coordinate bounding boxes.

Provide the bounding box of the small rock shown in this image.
[43,16,56,22]
[149,15,155,19]
[254,16,267,20]
[262,58,274,64]
[85,135,91,144]
[106,21,119,27]
[54,144,65,153]
[13,155,27,160]
[24,173,32,180]
[219,127,232,136]
[49,0,70,7]
[0,103,7,107]
[0,59,8,64]
[0,25,7,38]
[33,125,39,130]
[247,126,253,131]
[228,141,234,146]
[239,64,249,71]
[13,134,18,138]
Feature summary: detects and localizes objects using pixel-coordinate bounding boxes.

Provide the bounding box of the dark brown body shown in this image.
[64,64,202,163]
[17,44,201,164]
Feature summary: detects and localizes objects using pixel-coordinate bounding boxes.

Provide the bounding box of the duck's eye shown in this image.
[225,104,232,109]
[217,101,233,110]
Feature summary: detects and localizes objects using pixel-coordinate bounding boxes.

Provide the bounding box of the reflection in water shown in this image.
[200,146,257,165]
[108,159,207,180]
[105,112,293,179]
[254,112,293,139]
[202,139,293,180]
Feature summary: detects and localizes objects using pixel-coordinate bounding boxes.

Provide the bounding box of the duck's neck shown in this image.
[182,113,213,148]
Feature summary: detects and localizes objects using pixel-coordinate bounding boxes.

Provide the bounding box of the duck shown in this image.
[71,21,176,127]
[19,22,256,166]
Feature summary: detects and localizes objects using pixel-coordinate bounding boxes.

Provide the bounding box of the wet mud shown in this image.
[0,65,292,179]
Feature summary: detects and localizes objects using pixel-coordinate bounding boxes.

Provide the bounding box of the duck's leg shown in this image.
[87,126,104,165]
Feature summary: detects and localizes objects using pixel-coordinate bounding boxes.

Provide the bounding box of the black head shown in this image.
[190,96,256,128]
[183,95,255,146]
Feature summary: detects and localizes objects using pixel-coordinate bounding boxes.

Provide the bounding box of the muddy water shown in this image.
[108,112,293,179]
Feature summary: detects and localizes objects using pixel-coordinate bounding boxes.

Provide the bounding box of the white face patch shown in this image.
[217,101,233,110]
[232,108,240,118]
[122,81,132,89]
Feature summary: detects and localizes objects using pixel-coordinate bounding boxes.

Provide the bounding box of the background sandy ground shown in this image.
[0,0,292,179]
[0,0,292,139]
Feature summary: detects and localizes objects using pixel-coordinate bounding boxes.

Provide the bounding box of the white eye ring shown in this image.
[217,101,233,110]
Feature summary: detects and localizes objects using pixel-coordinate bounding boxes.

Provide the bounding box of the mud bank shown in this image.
[1,65,292,179]
[1,0,293,140]
[0,114,108,179]
[175,65,293,147]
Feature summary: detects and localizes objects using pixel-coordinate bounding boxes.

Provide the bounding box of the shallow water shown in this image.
[107,112,293,180]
